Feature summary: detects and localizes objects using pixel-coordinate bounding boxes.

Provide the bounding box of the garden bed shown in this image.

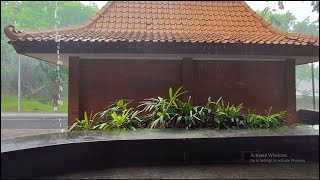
[70,87,289,132]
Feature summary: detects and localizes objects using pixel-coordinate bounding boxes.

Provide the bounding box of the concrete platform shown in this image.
[1,126,319,179]
[1,125,319,152]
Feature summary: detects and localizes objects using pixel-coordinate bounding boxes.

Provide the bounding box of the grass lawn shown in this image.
[1,94,67,112]
[296,95,319,111]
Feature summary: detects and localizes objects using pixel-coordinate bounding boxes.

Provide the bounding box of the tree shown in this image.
[296,64,319,96]
[258,9,319,35]
[1,1,98,111]
[292,17,319,35]
[257,9,296,31]
[273,1,319,22]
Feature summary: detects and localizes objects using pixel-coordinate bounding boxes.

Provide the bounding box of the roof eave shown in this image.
[10,40,319,59]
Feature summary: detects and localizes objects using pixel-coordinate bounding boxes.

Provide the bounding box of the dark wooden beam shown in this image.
[68,56,80,126]
[285,59,297,124]
[11,40,320,57]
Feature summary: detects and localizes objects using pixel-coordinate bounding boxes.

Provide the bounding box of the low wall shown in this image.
[1,127,318,179]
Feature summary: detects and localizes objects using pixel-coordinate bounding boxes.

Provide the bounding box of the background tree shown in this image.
[257,9,296,31]
[275,1,319,22]
[1,1,98,111]
[292,17,319,35]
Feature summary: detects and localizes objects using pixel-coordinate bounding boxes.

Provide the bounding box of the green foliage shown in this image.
[296,64,319,97]
[138,87,287,131]
[292,17,319,35]
[139,97,170,128]
[69,111,96,131]
[170,97,204,129]
[246,108,287,129]
[1,94,67,112]
[271,1,319,22]
[257,8,319,35]
[139,87,189,129]
[106,108,141,130]
[212,97,246,129]
[70,87,288,132]
[1,1,98,109]
[96,99,133,122]
[94,99,141,131]
[257,9,296,31]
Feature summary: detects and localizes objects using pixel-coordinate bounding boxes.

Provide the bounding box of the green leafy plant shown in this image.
[101,108,141,130]
[139,96,171,129]
[246,108,287,129]
[96,99,133,123]
[211,97,245,129]
[169,96,213,130]
[69,88,288,132]
[246,113,264,129]
[261,108,287,128]
[139,86,188,129]
[170,96,199,129]
[94,99,141,131]
[68,111,96,131]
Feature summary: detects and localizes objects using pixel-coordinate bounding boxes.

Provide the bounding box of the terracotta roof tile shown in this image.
[4,1,319,46]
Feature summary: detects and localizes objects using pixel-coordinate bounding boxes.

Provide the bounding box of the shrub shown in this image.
[68,111,96,131]
[70,87,287,131]
[94,99,141,131]
[170,96,202,129]
[212,97,246,129]
[139,86,188,129]
[246,108,286,129]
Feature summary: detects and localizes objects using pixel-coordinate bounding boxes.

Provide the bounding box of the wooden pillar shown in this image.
[181,57,194,103]
[68,56,80,126]
[285,59,297,124]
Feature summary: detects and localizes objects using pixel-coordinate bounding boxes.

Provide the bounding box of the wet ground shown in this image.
[1,129,64,139]
[53,163,319,179]
[1,113,67,129]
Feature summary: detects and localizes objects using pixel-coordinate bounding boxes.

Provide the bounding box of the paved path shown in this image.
[1,129,65,139]
[1,112,67,117]
[1,113,68,129]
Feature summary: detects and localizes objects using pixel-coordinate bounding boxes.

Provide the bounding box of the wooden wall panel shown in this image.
[68,59,296,124]
[79,59,181,116]
[193,61,289,116]
[68,56,80,126]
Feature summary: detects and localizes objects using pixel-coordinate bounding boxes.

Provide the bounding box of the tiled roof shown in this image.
[4,1,319,46]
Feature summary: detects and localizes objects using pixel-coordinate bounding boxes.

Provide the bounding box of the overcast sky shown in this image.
[81,1,319,23]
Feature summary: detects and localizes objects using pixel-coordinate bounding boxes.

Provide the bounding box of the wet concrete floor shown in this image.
[53,163,319,179]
